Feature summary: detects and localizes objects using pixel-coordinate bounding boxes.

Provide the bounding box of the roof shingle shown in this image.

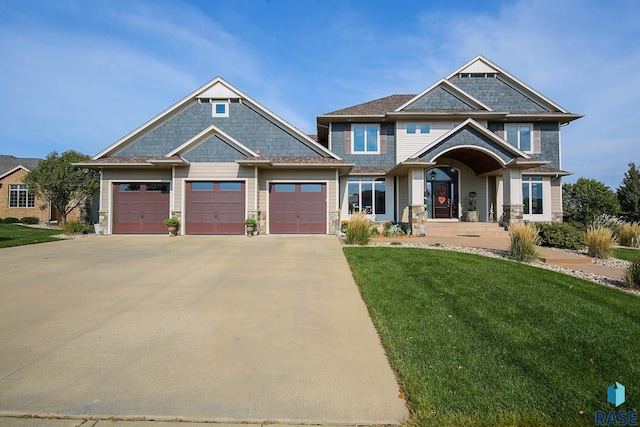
[323,95,415,116]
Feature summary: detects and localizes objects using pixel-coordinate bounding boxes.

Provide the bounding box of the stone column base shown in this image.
[329,211,341,235]
[502,204,523,229]
[409,205,428,236]
[98,210,109,235]
[247,210,262,235]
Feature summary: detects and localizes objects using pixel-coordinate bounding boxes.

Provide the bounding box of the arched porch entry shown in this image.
[425,166,459,219]
[424,147,506,222]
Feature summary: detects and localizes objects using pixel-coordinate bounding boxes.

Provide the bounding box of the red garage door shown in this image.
[269,183,326,234]
[113,183,170,234]
[186,181,245,234]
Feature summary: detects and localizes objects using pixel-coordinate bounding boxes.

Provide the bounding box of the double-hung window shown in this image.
[506,124,532,152]
[9,184,35,208]
[352,124,379,153]
[522,177,543,215]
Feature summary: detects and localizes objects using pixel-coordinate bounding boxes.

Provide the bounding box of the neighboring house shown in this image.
[80,55,581,235]
[0,155,49,222]
[0,155,84,224]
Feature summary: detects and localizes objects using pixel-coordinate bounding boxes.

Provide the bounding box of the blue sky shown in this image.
[1,0,638,189]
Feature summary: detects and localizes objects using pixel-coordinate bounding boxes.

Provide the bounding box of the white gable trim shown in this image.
[410,118,530,160]
[0,165,31,180]
[429,144,507,166]
[447,55,570,113]
[94,77,341,161]
[195,81,242,99]
[166,124,259,157]
[395,79,493,112]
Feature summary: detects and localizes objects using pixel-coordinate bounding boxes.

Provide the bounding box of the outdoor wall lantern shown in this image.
[429,170,437,181]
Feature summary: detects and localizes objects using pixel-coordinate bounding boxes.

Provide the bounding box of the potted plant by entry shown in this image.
[465,191,479,222]
[163,217,180,236]
[244,218,257,236]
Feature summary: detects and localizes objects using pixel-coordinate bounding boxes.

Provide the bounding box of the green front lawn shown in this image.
[611,246,640,261]
[344,247,639,426]
[0,223,63,248]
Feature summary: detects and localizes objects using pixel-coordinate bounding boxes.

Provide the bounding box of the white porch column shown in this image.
[502,168,524,226]
[408,168,425,205]
[408,168,427,235]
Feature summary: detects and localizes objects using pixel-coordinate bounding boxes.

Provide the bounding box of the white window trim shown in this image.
[345,177,388,220]
[521,176,551,222]
[505,123,533,154]
[8,184,34,208]
[211,99,230,118]
[351,124,380,154]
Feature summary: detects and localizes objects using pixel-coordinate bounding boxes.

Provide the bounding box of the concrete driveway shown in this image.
[0,235,408,425]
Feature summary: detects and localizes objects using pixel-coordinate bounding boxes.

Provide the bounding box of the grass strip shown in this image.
[344,247,640,426]
[0,224,62,248]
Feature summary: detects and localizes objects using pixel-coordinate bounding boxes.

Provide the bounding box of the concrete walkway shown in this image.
[0,235,408,426]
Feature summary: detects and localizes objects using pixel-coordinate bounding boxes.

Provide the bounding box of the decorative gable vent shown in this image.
[459,73,497,78]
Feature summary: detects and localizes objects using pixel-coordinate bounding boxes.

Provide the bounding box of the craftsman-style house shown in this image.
[80,56,581,235]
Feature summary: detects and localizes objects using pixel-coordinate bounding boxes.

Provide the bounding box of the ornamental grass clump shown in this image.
[585,226,616,259]
[507,222,539,262]
[625,257,640,290]
[617,222,640,248]
[344,212,372,245]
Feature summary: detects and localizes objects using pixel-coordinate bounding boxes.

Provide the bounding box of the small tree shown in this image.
[23,150,99,225]
[617,162,640,222]
[563,178,620,225]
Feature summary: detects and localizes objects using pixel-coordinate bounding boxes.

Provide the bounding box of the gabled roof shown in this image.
[0,155,41,179]
[446,55,570,114]
[410,118,529,161]
[94,77,340,161]
[166,125,259,158]
[395,79,494,112]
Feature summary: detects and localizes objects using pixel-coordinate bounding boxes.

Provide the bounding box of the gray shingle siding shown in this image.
[116,101,324,158]
[419,127,516,163]
[531,122,560,169]
[331,123,396,168]
[182,135,246,162]
[449,75,551,112]
[488,122,560,169]
[404,86,478,111]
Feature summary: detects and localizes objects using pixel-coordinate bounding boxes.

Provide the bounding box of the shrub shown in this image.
[507,222,539,262]
[624,257,640,290]
[617,222,640,248]
[64,221,94,235]
[20,216,39,225]
[2,217,20,224]
[387,224,405,236]
[590,213,624,234]
[344,212,372,245]
[538,222,586,250]
[585,226,616,259]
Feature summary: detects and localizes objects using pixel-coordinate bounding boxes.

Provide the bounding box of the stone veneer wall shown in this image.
[409,205,428,236]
